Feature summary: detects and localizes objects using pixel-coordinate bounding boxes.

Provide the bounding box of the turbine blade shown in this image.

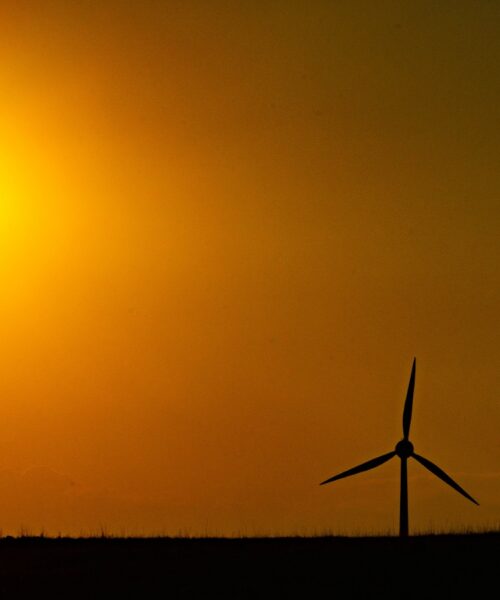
[412,453,479,505]
[402,358,416,439]
[320,452,396,486]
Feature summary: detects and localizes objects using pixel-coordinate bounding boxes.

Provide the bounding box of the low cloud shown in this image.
[0,466,175,536]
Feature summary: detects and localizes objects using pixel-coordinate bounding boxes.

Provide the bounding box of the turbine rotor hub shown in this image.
[395,439,414,458]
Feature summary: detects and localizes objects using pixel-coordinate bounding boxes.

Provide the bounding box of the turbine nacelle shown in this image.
[395,439,414,458]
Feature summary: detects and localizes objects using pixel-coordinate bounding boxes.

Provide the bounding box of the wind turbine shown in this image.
[320,358,478,536]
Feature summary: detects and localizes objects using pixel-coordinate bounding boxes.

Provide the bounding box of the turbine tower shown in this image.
[320,358,478,537]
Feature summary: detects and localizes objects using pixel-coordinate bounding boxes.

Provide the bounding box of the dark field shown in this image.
[0,533,497,597]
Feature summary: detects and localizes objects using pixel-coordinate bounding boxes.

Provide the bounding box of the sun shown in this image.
[0,145,37,264]
[0,129,75,310]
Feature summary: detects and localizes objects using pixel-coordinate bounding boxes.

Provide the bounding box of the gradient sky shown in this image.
[0,1,498,536]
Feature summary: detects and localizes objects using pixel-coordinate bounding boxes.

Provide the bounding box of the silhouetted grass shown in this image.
[0,530,497,597]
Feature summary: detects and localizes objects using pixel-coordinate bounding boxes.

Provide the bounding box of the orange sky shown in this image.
[0,1,498,536]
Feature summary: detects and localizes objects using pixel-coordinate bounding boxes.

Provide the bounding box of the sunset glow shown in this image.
[0,1,498,537]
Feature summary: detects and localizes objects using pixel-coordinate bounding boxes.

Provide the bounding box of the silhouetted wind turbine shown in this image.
[320,358,479,537]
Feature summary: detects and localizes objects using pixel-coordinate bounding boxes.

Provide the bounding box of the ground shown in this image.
[0,533,497,597]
